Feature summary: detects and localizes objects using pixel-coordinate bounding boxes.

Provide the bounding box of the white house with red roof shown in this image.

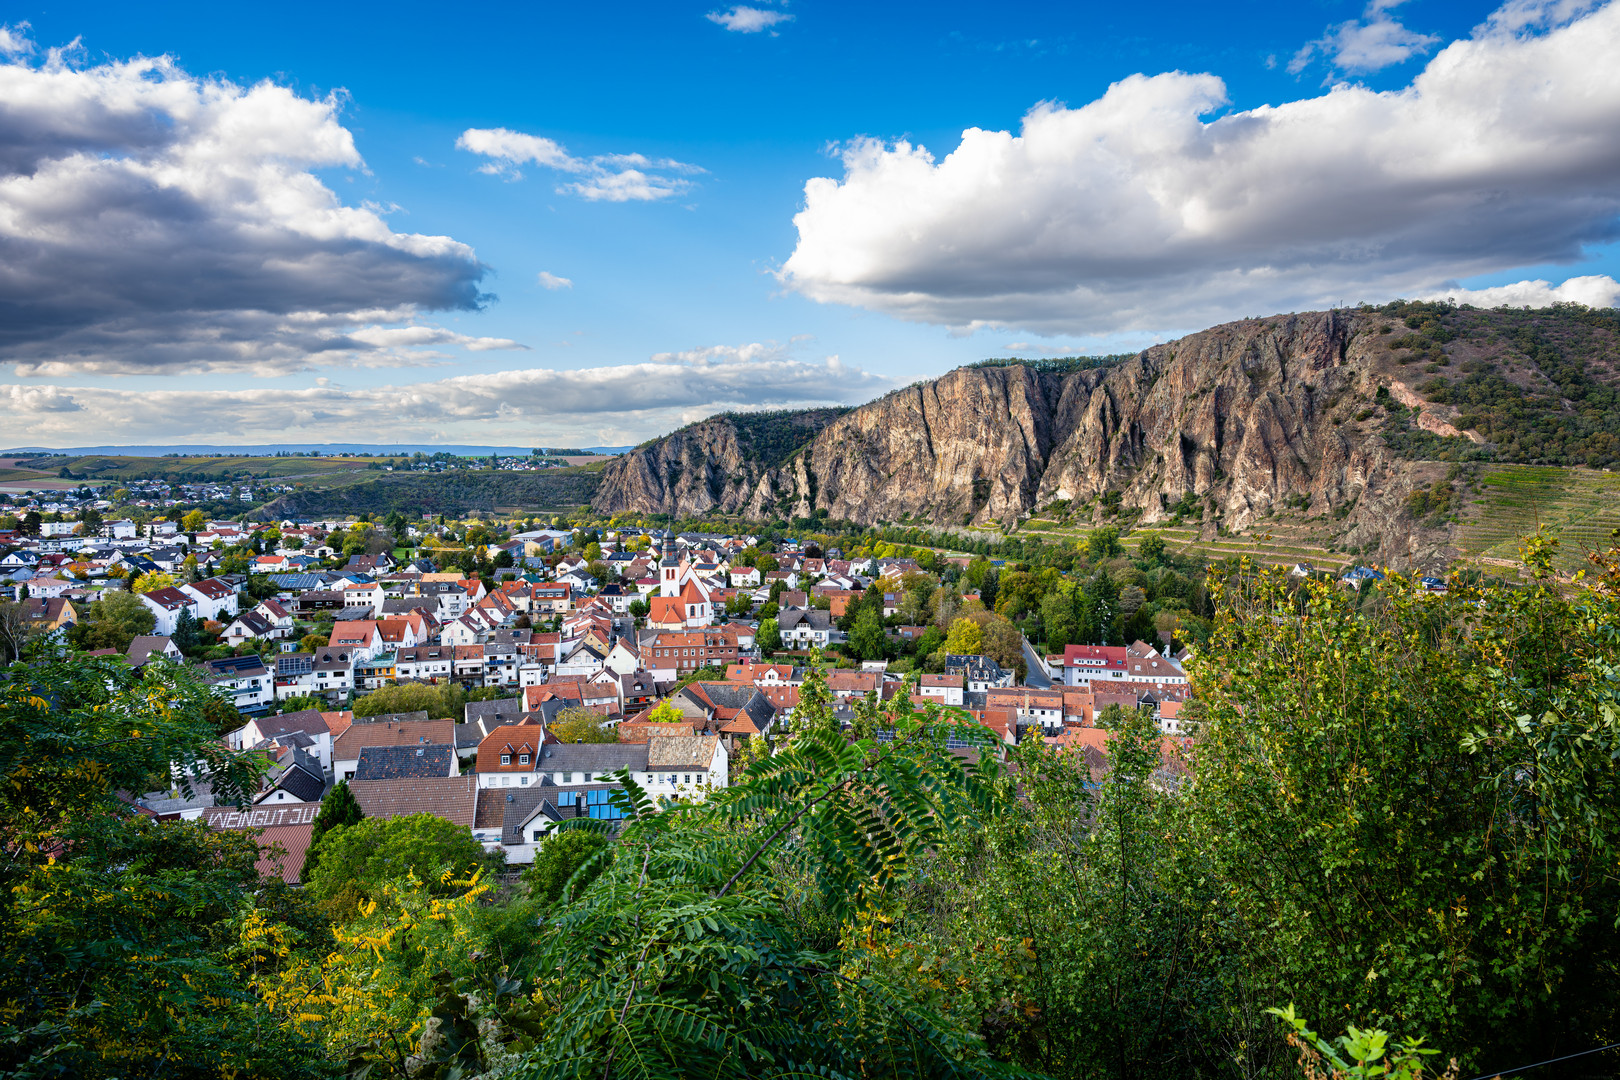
[1062,644,1131,687]
[139,586,198,636]
[181,577,239,622]
[329,621,384,661]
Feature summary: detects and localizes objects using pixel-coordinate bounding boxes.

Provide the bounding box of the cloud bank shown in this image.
[457,127,703,202]
[780,0,1620,336]
[0,347,891,446]
[0,30,494,374]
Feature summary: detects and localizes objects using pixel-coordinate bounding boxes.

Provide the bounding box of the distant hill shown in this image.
[591,301,1620,570]
[258,467,604,518]
[2,443,633,456]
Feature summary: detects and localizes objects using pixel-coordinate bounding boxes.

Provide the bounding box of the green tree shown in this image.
[303,779,364,880]
[646,699,685,724]
[0,655,320,1077]
[1086,525,1125,561]
[297,632,327,654]
[172,608,210,657]
[849,606,888,662]
[489,711,1009,1078]
[181,508,206,533]
[755,616,782,654]
[352,681,465,719]
[1184,541,1620,1073]
[304,813,491,913]
[943,616,982,656]
[551,706,618,743]
[523,828,611,905]
[1135,531,1166,566]
[69,590,156,653]
[789,653,836,736]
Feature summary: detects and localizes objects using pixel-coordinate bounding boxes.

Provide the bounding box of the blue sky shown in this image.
[3,0,1619,446]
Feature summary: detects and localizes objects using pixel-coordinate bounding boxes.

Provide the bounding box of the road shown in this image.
[1020,635,1052,688]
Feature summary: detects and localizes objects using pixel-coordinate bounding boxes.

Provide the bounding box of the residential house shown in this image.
[945,654,1016,692]
[474,721,549,789]
[202,654,273,713]
[349,775,480,829]
[354,743,457,781]
[1062,644,1130,687]
[643,629,740,679]
[22,596,77,635]
[232,709,336,771]
[221,611,278,646]
[777,608,833,649]
[328,621,383,661]
[918,673,965,707]
[332,713,445,780]
[181,578,239,622]
[395,644,455,682]
[126,634,182,667]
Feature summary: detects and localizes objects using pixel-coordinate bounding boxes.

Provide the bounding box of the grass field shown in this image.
[1453,465,1620,575]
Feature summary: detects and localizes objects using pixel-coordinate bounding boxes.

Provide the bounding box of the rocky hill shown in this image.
[592,303,1620,566]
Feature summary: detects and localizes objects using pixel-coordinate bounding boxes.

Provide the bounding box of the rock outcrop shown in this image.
[592,310,1483,566]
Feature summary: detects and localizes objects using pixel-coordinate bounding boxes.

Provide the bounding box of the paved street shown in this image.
[1021,635,1051,688]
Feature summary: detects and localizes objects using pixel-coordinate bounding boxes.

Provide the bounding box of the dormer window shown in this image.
[519,753,530,765]
[500,753,511,765]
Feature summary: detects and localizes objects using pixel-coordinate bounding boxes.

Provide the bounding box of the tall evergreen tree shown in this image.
[303,780,364,880]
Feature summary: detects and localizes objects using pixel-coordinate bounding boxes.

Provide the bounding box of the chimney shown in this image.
[574,792,586,818]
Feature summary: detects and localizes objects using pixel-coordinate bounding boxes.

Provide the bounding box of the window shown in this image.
[519,753,530,764]
[501,753,510,765]
[586,788,623,820]
[684,774,691,785]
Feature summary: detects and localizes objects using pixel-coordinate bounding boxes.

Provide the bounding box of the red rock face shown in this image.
[592,309,1480,568]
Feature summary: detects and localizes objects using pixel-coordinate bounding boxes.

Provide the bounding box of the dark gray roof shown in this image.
[262,746,325,802]
[382,596,438,615]
[464,697,527,726]
[355,743,454,781]
[778,608,831,631]
[536,743,650,773]
[259,709,330,738]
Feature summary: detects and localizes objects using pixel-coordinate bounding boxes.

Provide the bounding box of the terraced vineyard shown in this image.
[1453,465,1620,576]
[1020,513,1356,573]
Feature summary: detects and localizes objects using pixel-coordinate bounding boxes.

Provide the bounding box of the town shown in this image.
[0,497,1202,876]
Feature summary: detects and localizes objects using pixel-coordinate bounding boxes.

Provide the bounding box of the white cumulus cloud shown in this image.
[1420,274,1620,308]
[0,30,493,374]
[780,0,1620,337]
[1291,0,1440,75]
[456,127,702,202]
[537,271,574,290]
[706,6,795,33]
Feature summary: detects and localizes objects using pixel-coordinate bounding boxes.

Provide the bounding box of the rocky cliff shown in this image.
[592,305,1617,566]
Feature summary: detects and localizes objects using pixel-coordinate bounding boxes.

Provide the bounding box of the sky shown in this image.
[3,0,1620,448]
